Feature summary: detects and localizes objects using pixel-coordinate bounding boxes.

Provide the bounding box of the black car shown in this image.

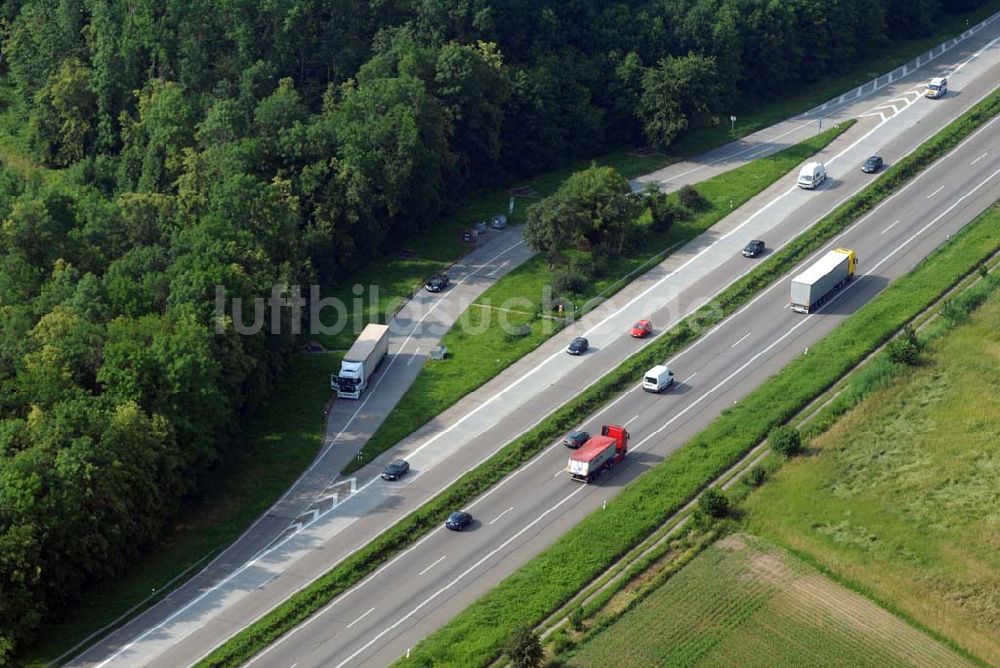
[381,459,410,481]
[566,336,589,355]
[862,156,883,173]
[445,511,473,531]
[742,240,765,258]
[425,274,450,292]
[562,430,590,449]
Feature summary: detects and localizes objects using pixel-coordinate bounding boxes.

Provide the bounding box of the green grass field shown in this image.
[569,533,972,668]
[742,293,1000,665]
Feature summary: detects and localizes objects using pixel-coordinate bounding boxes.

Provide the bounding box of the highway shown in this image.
[72,16,1000,668]
[255,107,1000,668]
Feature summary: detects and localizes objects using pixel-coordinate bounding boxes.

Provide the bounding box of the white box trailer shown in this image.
[332,323,390,399]
[790,248,857,313]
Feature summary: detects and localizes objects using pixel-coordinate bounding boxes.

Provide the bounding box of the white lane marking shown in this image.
[681,372,697,384]
[235,116,1000,668]
[881,219,900,234]
[625,414,641,426]
[487,260,510,277]
[407,348,420,366]
[553,468,564,478]
[926,186,944,198]
[489,507,515,525]
[971,152,988,165]
[332,486,587,668]
[730,331,752,348]
[345,607,375,630]
[417,555,446,576]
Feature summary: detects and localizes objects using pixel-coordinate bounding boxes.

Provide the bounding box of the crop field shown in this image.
[569,533,971,668]
[742,293,1000,664]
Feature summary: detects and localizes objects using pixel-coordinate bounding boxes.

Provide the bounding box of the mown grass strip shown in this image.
[350,121,854,472]
[197,88,1000,668]
[397,203,1000,668]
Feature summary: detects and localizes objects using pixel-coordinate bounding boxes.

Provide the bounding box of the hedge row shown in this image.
[197,88,1000,668]
[399,202,1000,667]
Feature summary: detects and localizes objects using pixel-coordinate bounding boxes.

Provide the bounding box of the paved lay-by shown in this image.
[70,13,999,667]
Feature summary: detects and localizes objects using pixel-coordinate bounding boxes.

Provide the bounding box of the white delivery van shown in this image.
[642,365,675,393]
[797,161,827,189]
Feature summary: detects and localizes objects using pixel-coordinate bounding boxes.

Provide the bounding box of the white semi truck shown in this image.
[789,248,857,313]
[331,323,390,399]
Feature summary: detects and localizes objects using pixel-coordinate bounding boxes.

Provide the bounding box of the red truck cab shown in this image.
[567,425,629,483]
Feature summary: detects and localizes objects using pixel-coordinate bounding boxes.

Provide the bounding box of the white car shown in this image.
[925,77,947,99]
[642,365,675,393]
[797,161,827,189]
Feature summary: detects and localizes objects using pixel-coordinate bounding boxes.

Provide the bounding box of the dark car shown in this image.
[425,274,450,292]
[862,156,883,173]
[742,240,765,258]
[566,336,589,355]
[562,430,590,449]
[381,459,410,481]
[445,511,473,531]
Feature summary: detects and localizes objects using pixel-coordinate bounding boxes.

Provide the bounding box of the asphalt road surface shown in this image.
[71,14,999,668]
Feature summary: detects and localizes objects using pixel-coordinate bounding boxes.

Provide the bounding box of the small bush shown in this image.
[745,465,767,487]
[505,625,543,668]
[678,184,708,211]
[553,266,587,296]
[886,325,923,366]
[698,487,729,518]
[647,192,686,232]
[590,244,615,278]
[769,425,802,457]
[568,605,585,631]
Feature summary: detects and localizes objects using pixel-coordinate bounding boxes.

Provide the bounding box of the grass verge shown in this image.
[195,72,1000,668]
[350,120,854,472]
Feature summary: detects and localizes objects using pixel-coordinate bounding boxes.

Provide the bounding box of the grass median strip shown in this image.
[197,85,1000,668]
[350,121,854,472]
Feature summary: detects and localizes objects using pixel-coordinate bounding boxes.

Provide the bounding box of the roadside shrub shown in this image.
[745,465,767,487]
[568,605,585,631]
[505,625,543,668]
[648,192,686,232]
[769,425,802,457]
[698,487,729,518]
[886,326,923,366]
[678,184,708,211]
[553,266,587,296]
[590,244,615,278]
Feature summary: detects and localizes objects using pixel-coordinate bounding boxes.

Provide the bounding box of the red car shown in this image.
[630,319,653,338]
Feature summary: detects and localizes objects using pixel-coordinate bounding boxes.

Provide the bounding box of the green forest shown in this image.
[0,0,985,657]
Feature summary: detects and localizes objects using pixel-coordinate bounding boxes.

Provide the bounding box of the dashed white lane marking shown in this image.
[625,414,641,426]
[926,186,945,198]
[681,372,697,384]
[971,152,988,165]
[346,608,375,630]
[730,331,753,348]
[489,507,515,525]
[417,555,446,576]
[881,219,900,234]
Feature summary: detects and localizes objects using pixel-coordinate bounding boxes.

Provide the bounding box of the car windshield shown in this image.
[928,83,941,90]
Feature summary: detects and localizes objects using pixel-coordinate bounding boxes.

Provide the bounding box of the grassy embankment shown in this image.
[198,68,1000,668]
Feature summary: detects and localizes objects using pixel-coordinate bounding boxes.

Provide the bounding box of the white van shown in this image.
[797,162,827,189]
[925,77,947,99]
[643,365,675,393]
